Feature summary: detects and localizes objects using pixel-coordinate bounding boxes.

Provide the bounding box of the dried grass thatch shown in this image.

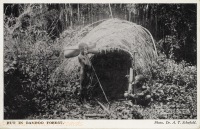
[51,18,158,86]
[67,19,156,71]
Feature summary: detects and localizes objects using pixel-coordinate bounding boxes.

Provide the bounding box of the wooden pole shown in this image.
[133,52,136,93]
[133,51,137,104]
[128,68,133,94]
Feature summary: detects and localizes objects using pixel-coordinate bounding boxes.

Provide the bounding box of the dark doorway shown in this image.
[90,49,132,101]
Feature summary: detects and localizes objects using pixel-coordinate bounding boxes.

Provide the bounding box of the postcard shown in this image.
[1,0,199,128]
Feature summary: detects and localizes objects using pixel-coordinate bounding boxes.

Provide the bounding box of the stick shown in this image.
[84,114,107,117]
[133,52,137,104]
[141,26,158,57]
[97,100,111,115]
[86,56,110,104]
[96,100,118,119]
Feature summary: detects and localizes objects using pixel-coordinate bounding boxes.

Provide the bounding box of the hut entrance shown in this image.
[90,49,132,101]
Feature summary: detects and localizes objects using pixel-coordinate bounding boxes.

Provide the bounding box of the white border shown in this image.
[0,0,199,129]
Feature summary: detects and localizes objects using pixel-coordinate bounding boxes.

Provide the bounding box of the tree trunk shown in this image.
[129,11,131,21]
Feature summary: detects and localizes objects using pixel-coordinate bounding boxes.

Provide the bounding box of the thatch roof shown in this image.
[51,18,158,83]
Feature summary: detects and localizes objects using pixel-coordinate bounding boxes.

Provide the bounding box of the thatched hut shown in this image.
[54,18,157,100]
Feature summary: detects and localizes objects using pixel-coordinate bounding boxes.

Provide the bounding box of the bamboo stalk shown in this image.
[77,4,80,24]
[109,4,113,18]
[70,4,73,28]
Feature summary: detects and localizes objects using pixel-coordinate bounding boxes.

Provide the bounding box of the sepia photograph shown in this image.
[3,2,197,122]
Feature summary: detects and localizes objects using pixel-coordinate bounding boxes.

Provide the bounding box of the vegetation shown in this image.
[4,4,197,119]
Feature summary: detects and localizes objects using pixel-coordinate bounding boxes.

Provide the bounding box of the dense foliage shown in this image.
[4,4,197,64]
[4,4,197,119]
